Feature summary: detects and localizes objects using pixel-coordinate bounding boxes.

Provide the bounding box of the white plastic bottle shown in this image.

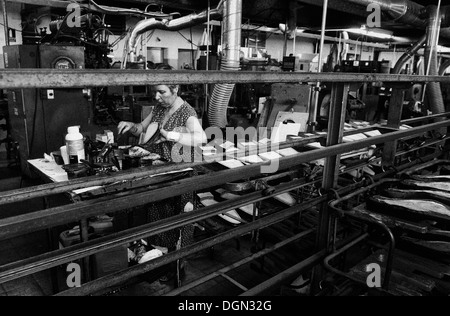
[66,126,85,164]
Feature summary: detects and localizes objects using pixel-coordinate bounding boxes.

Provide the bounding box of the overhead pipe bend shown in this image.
[340,31,350,62]
[439,58,450,76]
[125,0,240,129]
[87,0,181,19]
[393,34,426,74]
[127,5,223,60]
[345,0,426,28]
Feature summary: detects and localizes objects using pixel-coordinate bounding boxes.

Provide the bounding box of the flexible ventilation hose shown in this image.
[425,46,446,125]
[424,5,446,136]
[208,0,242,128]
[392,35,426,74]
[439,58,450,75]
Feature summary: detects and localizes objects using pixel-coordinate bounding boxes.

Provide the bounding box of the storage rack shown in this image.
[326,161,450,296]
[0,70,450,296]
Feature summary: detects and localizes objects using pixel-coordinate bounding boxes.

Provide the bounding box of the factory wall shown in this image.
[0,5,397,71]
[0,3,23,68]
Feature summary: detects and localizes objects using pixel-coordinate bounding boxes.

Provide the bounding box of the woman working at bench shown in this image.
[118,68,207,283]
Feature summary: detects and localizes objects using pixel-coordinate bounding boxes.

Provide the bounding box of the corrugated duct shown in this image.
[208,0,242,128]
[126,0,242,129]
[392,35,426,74]
[424,5,446,136]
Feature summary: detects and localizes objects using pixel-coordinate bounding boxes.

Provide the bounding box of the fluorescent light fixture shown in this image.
[344,27,394,40]
[278,24,305,35]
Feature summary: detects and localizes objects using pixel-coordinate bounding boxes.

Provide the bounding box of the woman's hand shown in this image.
[160,129,183,143]
[157,129,170,144]
[118,122,136,135]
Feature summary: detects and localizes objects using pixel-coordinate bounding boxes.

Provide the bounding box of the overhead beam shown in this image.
[6,0,69,8]
[0,70,449,89]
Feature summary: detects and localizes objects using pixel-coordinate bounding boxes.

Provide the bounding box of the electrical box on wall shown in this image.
[282,53,318,73]
[3,45,94,176]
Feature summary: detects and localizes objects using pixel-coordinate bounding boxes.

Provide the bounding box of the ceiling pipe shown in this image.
[1,0,9,46]
[127,2,224,61]
[347,0,426,27]
[392,34,426,74]
[208,0,242,128]
[287,0,301,40]
[337,0,450,39]
[439,58,450,75]
[87,0,181,19]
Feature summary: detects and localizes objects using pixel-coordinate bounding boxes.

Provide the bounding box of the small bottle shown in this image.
[66,126,85,164]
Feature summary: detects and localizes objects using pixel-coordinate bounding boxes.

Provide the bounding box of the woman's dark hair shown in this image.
[154,63,174,70]
[150,64,179,95]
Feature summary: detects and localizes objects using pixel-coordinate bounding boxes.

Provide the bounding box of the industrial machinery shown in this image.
[4,3,131,175]
[4,45,94,176]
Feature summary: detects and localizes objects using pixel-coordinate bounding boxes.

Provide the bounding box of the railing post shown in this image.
[311,82,349,294]
[382,84,410,166]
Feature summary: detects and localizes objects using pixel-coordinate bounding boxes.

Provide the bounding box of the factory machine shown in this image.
[3,7,123,176]
[4,45,94,175]
[2,0,450,297]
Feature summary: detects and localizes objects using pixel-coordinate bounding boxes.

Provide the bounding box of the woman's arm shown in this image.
[118,111,154,137]
[161,116,207,147]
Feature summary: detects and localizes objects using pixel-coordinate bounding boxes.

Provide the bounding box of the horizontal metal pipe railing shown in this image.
[241,250,328,296]
[2,70,450,89]
[55,197,328,296]
[0,138,331,205]
[165,228,317,296]
[322,233,370,287]
[0,119,448,240]
[2,117,449,207]
[401,111,450,125]
[0,179,326,285]
[394,136,450,157]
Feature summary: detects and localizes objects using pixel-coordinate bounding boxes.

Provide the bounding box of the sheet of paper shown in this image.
[271,123,302,144]
[220,141,236,150]
[238,141,259,149]
[364,130,382,137]
[259,151,282,161]
[238,155,264,164]
[276,148,299,157]
[218,159,245,169]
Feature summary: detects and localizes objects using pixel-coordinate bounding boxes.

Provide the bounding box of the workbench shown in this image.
[27,157,199,291]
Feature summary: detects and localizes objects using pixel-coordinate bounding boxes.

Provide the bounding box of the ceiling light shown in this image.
[344,26,394,40]
[278,24,305,34]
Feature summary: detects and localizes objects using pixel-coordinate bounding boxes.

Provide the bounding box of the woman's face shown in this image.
[152,85,178,108]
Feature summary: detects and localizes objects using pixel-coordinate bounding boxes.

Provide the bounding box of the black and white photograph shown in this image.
[1,0,450,299]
